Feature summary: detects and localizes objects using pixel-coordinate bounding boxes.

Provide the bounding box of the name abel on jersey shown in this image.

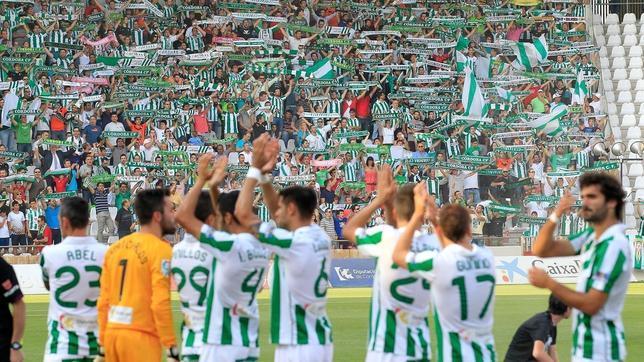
[67,249,99,262]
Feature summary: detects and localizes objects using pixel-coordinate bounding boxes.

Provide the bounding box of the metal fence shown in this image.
[592,0,644,22]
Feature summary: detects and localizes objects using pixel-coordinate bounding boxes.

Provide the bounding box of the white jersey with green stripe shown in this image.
[354,224,440,360]
[257,222,333,346]
[406,243,497,362]
[40,236,107,360]
[171,234,214,357]
[568,224,632,361]
[198,225,270,348]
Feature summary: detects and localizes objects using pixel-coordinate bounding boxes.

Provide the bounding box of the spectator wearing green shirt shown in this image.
[11,115,36,155]
[464,139,483,155]
[114,182,131,210]
[547,146,573,171]
[530,89,548,113]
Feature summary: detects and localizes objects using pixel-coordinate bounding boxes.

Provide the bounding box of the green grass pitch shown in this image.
[21,285,644,361]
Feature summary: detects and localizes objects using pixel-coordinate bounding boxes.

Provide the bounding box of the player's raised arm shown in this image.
[532,192,577,257]
[176,154,215,237]
[392,182,427,269]
[235,134,280,226]
[342,164,396,243]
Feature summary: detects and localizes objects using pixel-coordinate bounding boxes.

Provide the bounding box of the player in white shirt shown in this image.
[234,134,333,362]
[343,166,440,362]
[392,184,497,362]
[171,190,215,361]
[529,173,632,362]
[40,197,108,362]
[175,156,270,362]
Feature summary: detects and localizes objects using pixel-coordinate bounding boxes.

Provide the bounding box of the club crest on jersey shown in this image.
[161,259,170,277]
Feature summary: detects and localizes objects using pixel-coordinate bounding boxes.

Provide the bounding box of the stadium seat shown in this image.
[617,91,633,104]
[624,13,637,24]
[603,79,614,91]
[622,114,637,126]
[624,34,638,47]
[613,68,628,80]
[600,57,610,70]
[617,79,631,91]
[639,114,644,126]
[594,26,604,37]
[638,103,644,114]
[286,139,295,151]
[599,45,608,57]
[623,23,638,35]
[635,90,644,103]
[622,176,632,188]
[635,189,644,200]
[607,103,618,115]
[625,215,636,228]
[607,35,622,46]
[629,45,643,57]
[606,24,621,36]
[611,126,622,139]
[634,176,644,189]
[278,139,287,152]
[625,202,635,216]
[612,56,626,69]
[629,162,644,177]
[592,13,602,25]
[605,91,616,103]
[596,36,607,47]
[639,33,644,44]
[629,57,643,68]
[606,13,620,25]
[620,102,635,115]
[635,79,644,90]
[627,126,642,138]
[639,23,644,35]
[630,68,643,80]
[608,115,620,127]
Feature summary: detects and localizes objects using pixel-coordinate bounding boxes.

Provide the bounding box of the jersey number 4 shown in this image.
[452,274,495,320]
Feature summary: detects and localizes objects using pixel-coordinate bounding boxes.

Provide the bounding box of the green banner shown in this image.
[434,161,477,171]
[487,202,521,214]
[334,131,369,139]
[127,162,161,169]
[339,181,366,190]
[102,131,139,138]
[44,42,84,51]
[40,191,77,200]
[44,168,70,177]
[581,162,619,172]
[42,139,73,147]
[518,216,547,225]
[453,155,491,165]
[90,174,116,184]
[338,143,366,152]
[0,150,27,158]
[1,56,32,64]
[525,195,560,203]
[3,175,35,183]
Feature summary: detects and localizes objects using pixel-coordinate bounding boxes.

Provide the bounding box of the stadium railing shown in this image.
[592,0,644,22]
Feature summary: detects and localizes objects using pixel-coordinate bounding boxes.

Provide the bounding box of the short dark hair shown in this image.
[439,205,471,241]
[60,197,90,229]
[579,172,625,219]
[280,186,317,219]
[134,189,170,225]
[195,191,214,222]
[394,184,415,221]
[548,293,568,315]
[217,190,240,220]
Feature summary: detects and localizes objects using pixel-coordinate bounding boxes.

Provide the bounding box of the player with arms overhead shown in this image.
[97,189,179,362]
[175,155,270,362]
[235,134,333,362]
[343,167,440,362]
[171,188,215,362]
[392,184,497,361]
[40,197,107,362]
[529,172,632,362]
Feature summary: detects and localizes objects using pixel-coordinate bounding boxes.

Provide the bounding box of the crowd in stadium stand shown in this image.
[0,0,641,255]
